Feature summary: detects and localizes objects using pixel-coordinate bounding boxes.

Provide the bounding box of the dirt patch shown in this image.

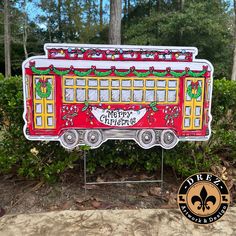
[0,167,181,215]
[0,165,235,216]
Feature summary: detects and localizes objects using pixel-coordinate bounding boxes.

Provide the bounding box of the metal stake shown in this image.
[161,148,164,191]
[83,148,164,193]
[84,151,87,196]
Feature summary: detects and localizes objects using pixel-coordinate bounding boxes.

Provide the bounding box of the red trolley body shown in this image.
[22,44,213,149]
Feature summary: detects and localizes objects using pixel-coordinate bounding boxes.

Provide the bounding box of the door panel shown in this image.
[33,76,55,129]
[183,78,204,130]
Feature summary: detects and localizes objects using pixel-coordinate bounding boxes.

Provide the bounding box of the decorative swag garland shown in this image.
[30,65,207,78]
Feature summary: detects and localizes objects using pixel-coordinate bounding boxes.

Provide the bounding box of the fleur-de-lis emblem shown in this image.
[191,186,216,212]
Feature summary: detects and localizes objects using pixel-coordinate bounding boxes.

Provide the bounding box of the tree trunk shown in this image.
[58,0,62,42]
[156,0,160,12]
[48,20,52,42]
[99,0,103,33]
[232,48,236,81]
[109,0,122,44]
[128,0,131,15]
[23,26,28,59]
[148,0,151,16]
[180,0,185,11]
[23,0,28,59]
[124,0,127,18]
[86,0,92,31]
[4,0,11,79]
[231,0,236,81]
[178,0,184,44]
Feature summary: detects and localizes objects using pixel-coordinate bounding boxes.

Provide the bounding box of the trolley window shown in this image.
[62,76,179,104]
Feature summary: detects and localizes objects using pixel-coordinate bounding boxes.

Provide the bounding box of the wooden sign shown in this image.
[22,44,213,149]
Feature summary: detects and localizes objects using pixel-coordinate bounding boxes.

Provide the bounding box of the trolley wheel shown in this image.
[60,129,79,149]
[160,130,178,149]
[137,129,156,149]
[84,130,103,148]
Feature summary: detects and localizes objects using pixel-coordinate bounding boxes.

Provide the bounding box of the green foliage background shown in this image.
[0,0,234,79]
[0,0,235,182]
[0,74,235,182]
[122,1,233,78]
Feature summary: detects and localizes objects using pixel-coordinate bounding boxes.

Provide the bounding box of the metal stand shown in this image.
[83,148,164,195]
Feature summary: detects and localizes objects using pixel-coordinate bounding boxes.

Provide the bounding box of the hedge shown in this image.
[0,74,235,182]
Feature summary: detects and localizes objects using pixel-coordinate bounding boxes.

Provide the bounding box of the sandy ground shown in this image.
[0,208,236,236]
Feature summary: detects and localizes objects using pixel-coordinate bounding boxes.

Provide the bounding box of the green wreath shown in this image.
[187,84,202,99]
[36,81,52,98]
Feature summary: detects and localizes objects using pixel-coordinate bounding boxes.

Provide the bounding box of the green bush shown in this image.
[210,79,236,160]
[0,74,235,181]
[87,79,236,176]
[0,74,81,182]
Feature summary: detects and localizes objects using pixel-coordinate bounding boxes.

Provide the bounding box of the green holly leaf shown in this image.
[62,115,67,120]
[82,105,88,111]
[152,106,158,112]
[150,101,157,107]
[71,112,78,117]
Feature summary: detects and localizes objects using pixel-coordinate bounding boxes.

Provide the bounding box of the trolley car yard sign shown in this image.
[22,44,213,149]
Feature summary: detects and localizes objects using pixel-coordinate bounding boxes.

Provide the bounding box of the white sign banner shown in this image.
[91,107,147,127]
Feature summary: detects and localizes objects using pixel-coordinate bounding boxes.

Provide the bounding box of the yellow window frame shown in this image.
[62,76,179,104]
[33,75,55,129]
[183,77,205,130]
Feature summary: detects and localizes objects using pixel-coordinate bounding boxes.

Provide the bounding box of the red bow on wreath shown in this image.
[191,81,199,90]
[39,78,48,88]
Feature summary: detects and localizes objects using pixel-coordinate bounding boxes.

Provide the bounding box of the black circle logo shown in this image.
[177,172,230,224]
